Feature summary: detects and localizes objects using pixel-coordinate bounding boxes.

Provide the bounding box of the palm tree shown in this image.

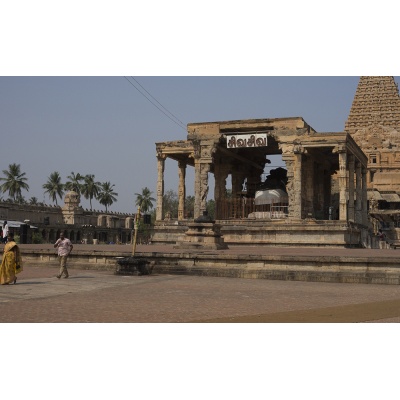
[0,163,30,201]
[81,174,101,211]
[135,187,155,213]
[65,172,83,195]
[97,182,118,212]
[42,171,64,206]
[18,196,27,204]
[29,197,39,205]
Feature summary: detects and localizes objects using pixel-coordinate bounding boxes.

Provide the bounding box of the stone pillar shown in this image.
[281,146,295,219]
[303,157,314,217]
[355,160,362,224]
[194,141,214,219]
[338,150,348,221]
[348,155,355,222]
[293,148,303,219]
[193,140,202,219]
[246,166,262,198]
[214,161,229,220]
[156,155,165,221]
[231,164,246,197]
[178,160,186,220]
[200,162,210,215]
[362,166,368,226]
[194,157,201,219]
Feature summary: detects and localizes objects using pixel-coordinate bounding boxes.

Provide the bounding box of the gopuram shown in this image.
[345,76,400,243]
[155,114,369,248]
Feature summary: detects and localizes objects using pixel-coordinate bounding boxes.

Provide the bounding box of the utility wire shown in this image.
[129,77,186,127]
[124,77,187,131]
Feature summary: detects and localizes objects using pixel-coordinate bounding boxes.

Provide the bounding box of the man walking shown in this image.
[54,232,73,278]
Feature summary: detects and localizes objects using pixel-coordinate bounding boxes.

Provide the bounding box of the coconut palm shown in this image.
[29,197,39,205]
[42,171,64,206]
[97,182,118,212]
[81,174,101,211]
[65,172,83,195]
[0,163,30,202]
[135,187,155,213]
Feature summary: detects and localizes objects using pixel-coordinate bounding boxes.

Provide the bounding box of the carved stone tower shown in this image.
[62,191,83,225]
[345,76,400,192]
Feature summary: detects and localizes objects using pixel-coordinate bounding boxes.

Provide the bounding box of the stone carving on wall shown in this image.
[279,143,294,154]
[352,125,400,151]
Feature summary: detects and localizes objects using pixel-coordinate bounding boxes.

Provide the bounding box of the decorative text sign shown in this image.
[226,133,267,149]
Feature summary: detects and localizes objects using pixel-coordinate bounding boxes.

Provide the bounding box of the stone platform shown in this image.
[152,220,374,248]
[5,243,400,285]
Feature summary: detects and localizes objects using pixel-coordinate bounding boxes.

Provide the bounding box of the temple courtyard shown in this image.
[1,243,400,323]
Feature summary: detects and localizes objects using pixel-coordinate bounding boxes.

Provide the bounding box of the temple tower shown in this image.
[345,76,400,193]
[62,190,84,225]
[345,76,400,134]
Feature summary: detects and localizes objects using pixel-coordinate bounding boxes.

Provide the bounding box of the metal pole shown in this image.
[132,206,140,256]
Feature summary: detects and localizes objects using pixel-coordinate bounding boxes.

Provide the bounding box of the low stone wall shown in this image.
[145,252,400,285]
[21,248,124,271]
[152,220,374,248]
[15,247,400,285]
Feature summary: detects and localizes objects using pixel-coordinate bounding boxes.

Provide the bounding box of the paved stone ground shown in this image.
[2,262,400,322]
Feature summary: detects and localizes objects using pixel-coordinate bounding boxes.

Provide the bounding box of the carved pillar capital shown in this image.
[333,144,347,154]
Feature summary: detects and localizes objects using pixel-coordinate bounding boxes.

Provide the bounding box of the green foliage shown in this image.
[185,195,195,218]
[97,181,118,212]
[31,232,45,244]
[65,172,83,195]
[29,197,39,205]
[43,171,64,205]
[163,189,178,218]
[82,174,101,210]
[137,220,152,243]
[135,187,156,213]
[206,199,215,220]
[0,163,30,201]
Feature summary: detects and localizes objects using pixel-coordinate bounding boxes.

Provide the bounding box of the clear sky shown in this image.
[3,76,399,213]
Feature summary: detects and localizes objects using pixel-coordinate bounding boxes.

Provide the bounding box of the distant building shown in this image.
[0,191,135,244]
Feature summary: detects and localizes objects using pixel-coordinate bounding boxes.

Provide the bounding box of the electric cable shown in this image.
[123,77,187,131]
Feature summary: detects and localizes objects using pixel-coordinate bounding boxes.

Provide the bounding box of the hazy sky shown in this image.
[1,76,399,212]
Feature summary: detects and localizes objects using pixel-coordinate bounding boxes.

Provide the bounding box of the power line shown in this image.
[123,77,187,131]
[129,77,186,127]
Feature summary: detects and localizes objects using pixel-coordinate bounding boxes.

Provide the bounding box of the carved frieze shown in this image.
[352,125,400,151]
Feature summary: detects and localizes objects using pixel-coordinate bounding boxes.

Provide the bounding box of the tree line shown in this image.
[0,163,118,212]
[0,163,215,218]
[157,189,215,220]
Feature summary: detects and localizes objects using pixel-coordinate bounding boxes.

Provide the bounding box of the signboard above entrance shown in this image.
[226,133,268,148]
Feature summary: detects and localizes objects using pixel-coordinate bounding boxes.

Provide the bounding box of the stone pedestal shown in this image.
[115,257,152,276]
[175,221,228,250]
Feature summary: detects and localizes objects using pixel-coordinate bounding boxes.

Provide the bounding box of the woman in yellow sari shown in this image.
[0,232,23,285]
